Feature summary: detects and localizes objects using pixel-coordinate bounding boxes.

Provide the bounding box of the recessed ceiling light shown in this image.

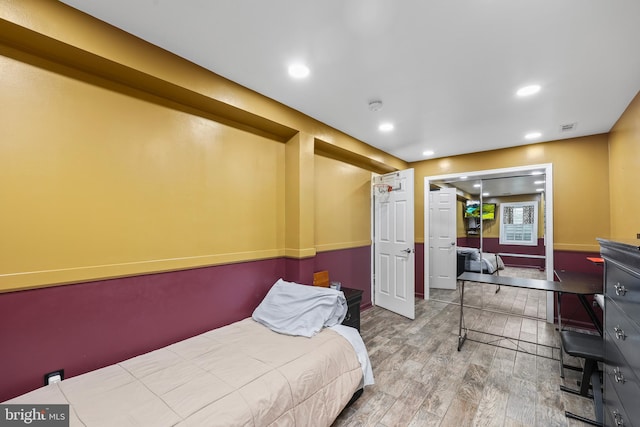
[460,176,468,180]
[525,131,542,140]
[531,171,544,176]
[534,180,546,184]
[536,188,544,192]
[482,192,490,197]
[473,183,481,188]
[517,84,541,97]
[379,122,394,132]
[288,63,310,79]
[422,150,435,156]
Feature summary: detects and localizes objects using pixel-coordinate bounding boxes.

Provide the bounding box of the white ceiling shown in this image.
[434,171,547,198]
[59,0,640,162]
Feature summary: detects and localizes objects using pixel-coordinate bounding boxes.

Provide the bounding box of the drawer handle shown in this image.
[614,282,627,296]
[613,367,626,384]
[613,410,624,426]
[614,326,626,340]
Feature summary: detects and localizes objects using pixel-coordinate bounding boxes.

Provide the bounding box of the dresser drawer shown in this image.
[604,344,640,424]
[604,374,635,427]
[604,346,640,400]
[599,239,640,427]
[605,300,640,375]
[606,262,640,326]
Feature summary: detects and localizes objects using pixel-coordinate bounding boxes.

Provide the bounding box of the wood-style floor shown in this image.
[332,268,597,427]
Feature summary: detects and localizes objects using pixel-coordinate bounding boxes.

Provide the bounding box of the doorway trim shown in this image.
[424,163,554,323]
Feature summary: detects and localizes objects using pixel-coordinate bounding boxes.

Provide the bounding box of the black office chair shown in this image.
[559,330,604,426]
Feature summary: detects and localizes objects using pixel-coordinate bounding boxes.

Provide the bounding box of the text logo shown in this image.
[0,405,69,427]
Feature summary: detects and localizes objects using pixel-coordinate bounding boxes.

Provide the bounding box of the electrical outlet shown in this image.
[44,369,64,385]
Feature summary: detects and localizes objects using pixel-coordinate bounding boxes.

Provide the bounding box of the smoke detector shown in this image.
[560,122,577,132]
[368,100,383,112]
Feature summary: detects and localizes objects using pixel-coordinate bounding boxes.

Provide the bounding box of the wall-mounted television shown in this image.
[464,202,496,220]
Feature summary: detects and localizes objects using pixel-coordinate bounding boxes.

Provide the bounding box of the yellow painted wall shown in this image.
[0,1,406,292]
[608,91,640,239]
[314,155,372,251]
[0,51,286,289]
[411,134,611,252]
[284,132,316,258]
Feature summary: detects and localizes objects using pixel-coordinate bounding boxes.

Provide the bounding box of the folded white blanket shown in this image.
[252,279,347,337]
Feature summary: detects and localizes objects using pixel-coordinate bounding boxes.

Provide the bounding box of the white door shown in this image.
[373,169,415,320]
[428,188,457,290]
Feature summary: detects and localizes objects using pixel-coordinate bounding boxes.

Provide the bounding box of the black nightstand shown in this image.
[341,287,363,331]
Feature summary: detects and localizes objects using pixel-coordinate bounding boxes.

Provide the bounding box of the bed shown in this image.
[4,279,374,427]
[457,247,505,275]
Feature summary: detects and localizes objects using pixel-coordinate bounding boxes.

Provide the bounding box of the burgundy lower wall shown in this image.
[0,246,372,402]
[313,246,372,309]
[2,243,602,401]
[0,259,287,402]
[554,250,603,275]
[553,250,604,331]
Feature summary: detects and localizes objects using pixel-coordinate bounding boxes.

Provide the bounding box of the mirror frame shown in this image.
[424,163,554,323]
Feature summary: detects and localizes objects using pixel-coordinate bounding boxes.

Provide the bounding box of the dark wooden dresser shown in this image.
[599,238,640,427]
[340,287,363,331]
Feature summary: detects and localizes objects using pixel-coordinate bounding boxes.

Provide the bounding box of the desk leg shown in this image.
[558,291,565,378]
[458,280,467,351]
[494,254,501,293]
[566,368,604,427]
[557,291,563,331]
[577,295,603,336]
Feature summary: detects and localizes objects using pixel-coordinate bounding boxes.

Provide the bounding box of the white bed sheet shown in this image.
[252,278,347,337]
[329,324,374,386]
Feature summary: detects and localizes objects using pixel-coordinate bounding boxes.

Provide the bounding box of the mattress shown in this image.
[5,318,364,427]
[458,247,505,274]
[467,253,505,274]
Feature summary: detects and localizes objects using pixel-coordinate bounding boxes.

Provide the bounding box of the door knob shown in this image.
[401,248,413,254]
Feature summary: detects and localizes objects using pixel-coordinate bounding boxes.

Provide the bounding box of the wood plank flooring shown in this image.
[332,268,597,427]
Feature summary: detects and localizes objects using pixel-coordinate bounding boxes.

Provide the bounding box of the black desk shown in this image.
[457,272,602,351]
[554,270,603,336]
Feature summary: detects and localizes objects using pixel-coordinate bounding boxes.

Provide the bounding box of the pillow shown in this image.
[457,246,481,261]
[252,279,347,337]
